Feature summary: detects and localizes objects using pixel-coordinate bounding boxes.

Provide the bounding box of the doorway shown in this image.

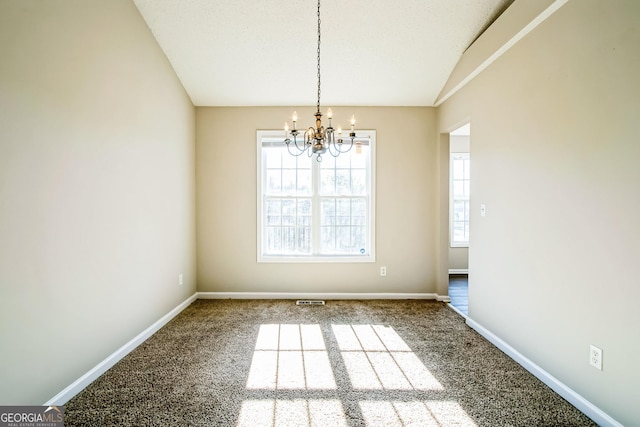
[448,123,470,315]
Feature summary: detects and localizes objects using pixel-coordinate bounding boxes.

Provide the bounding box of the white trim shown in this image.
[436,294,451,303]
[434,0,569,107]
[449,269,469,275]
[197,292,439,300]
[447,303,467,318]
[466,318,623,427]
[44,293,198,406]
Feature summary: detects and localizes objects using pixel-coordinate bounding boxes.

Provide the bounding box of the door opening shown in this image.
[448,123,470,316]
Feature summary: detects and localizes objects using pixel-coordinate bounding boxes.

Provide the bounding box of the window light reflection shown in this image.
[359,400,477,427]
[237,399,347,427]
[246,324,336,390]
[332,324,444,391]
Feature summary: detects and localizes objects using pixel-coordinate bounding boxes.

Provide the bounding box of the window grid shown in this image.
[258,131,375,261]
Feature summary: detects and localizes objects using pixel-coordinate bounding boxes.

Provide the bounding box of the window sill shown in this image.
[258,254,376,263]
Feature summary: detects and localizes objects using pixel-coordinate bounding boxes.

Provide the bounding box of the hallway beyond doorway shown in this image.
[449,274,468,316]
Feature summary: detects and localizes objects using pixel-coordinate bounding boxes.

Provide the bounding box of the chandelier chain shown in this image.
[316,0,321,113]
[283,0,356,161]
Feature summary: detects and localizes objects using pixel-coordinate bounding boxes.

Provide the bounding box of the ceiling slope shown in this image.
[134,0,513,106]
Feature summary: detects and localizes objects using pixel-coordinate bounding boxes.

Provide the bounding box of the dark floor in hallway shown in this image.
[449,274,468,315]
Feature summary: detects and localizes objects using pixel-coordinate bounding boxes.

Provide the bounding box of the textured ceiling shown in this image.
[133,0,513,107]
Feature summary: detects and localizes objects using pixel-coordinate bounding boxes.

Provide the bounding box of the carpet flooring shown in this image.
[64,300,596,426]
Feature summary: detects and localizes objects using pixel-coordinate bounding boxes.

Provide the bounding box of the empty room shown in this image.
[0,0,638,426]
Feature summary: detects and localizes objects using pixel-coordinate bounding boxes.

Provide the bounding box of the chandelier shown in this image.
[283,0,356,162]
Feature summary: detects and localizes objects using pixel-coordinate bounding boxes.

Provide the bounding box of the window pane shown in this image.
[265,149,282,169]
[453,159,464,179]
[336,227,350,252]
[297,226,311,253]
[266,199,281,225]
[336,199,350,216]
[464,159,471,179]
[265,227,281,253]
[281,199,295,226]
[321,226,335,252]
[266,170,281,194]
[297,169,311,195]
[453,222,465,243]
[320,170,335,195]
[453,201,465,221]
[453,181,465,199]
[351,170,367,195]
[282,227,295,252]
[352,226,366,252]
[282,170,296,194]
[281,152,297,169]
[351,146,368,168]
[335,152,350,169]
[336,170,350,195]
[321,154,336,169]
[321,199,335,225]
[298,199,312,226]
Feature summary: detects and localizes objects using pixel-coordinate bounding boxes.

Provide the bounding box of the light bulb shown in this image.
[327,108,333,119]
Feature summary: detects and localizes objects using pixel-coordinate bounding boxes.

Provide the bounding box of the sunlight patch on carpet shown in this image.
[246,324,336,390]
[237,399,347,427]
[333,324,444,391]
[359,400,477,427]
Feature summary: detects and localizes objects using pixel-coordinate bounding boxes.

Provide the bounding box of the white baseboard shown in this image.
[466,318,623,427]
[448,269,469,275]
[197,291,441,300]
[447,303,467,318]
[44,293,198,406]
[437,294,451,302]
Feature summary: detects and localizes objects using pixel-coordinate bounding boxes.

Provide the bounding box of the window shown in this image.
[257,130,375,262]
[450,153,470,246]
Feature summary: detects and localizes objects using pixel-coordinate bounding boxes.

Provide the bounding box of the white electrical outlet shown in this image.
[380,266,387,277]
[178,274,184,287]
[589,345,602,370]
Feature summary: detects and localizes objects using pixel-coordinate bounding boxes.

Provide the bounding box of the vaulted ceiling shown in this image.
[133,0,513,107]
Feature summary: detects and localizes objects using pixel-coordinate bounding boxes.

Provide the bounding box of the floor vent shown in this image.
[296,300,326,306]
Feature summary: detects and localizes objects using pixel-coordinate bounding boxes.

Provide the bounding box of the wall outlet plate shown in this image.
[590,345,602,370]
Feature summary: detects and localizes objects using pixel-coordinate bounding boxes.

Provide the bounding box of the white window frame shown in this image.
[257,130,376,263]
[450,152,470,248]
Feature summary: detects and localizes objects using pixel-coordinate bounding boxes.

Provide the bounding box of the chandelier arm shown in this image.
[287,133,311,155]
[327,138,355,157]
[286,140,311,157]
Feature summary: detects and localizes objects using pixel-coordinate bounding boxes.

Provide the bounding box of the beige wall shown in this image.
[438,0,639,424]
[448,247,468,271]
[0,0,196,404]
[197,107,440,294]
